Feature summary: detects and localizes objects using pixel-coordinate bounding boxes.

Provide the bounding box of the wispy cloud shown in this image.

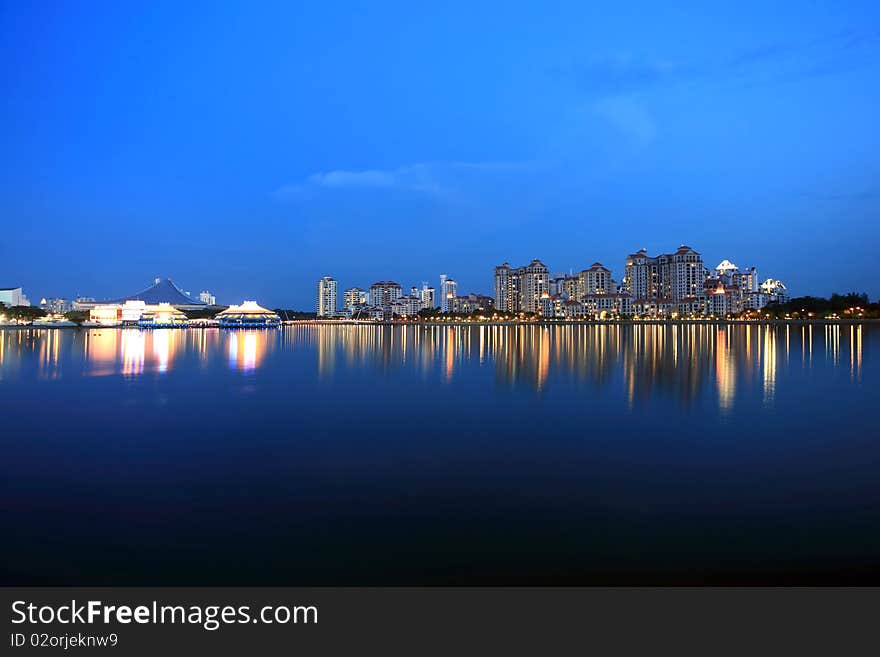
[275,161,539,200]
[571,29,879,97]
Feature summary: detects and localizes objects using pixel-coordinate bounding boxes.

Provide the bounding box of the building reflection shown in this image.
[227,330,270,373]
[297,321,870,410]
[0,323,871,405]
[121,329,145,376]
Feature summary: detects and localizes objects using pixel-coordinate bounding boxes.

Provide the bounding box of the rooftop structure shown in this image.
[216,301,281,328]
[77,277,207,310]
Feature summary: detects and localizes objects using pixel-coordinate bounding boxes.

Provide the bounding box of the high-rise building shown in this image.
[199,290,216,305]
[494,264,513,312]
[492,260,549,313]
[343,287,367,310]
[518,259,549,313]
[667,245,704,301]
[440,276,457,312]
[624,246,705,302]
[420,283,435,310]
[578,263,615,296]
[317,276,338,317]
[369,281,402,307]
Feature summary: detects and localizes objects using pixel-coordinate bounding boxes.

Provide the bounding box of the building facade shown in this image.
[317,276,338,317]
[578,263,615,296]
[624,245,705,303]
[0,287,29,307]
[439,276,457,313]
[493,259,549,314]
[369,281,402,307]
[343,287,368,311]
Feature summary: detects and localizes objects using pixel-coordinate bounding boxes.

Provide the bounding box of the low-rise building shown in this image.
[0,287,29,307]
[452,293,494,314]
[39,297,69,313]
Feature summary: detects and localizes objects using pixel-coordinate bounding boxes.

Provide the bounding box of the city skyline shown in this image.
[2,2,879,307]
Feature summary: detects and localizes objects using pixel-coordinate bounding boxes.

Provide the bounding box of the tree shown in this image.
[2,306,47,322]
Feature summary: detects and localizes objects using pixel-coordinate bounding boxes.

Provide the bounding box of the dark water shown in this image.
[1,323,877,584]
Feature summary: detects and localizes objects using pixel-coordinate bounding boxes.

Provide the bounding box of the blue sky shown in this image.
[1,1,878,307]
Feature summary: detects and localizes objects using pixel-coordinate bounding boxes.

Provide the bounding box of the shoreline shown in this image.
[2,318,877,330]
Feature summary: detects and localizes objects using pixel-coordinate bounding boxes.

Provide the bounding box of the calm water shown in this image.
[1,323,877,584]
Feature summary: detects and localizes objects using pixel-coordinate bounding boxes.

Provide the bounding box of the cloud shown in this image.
[571,30,879,97]
[275,161,539,200]
[305,169,398,188]
[593,97,656,144]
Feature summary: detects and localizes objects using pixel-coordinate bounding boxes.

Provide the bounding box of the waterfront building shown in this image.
[494,263,514,312]
[439,275,457,313]
[580,293,635,319]
[633,298,674,318]
[578,263,615,296]
[86,299,189,326]
[519,259,549,313]
[452,293,494,314]
[561,276,580,300]
[369,281,403,307]
[137,303,188,328]
[199,290,217,305]
[0,287,29,307]
[624,246,705,302]
[88,305,124,326]
[343,287,368,311]
[420,284,435,310]
[74,278,208,311]
[759,279,790,303]
[39,297,69,313]
[365,306,386,320]
[735,267,759,294]
[694,280,745,316]
[217,301,281,328]
[493,259,549,313]
[317,276,338,317]
[390,296,423,318]
[666,245,705,301]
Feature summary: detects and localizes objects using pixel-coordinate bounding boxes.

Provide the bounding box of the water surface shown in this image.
[1,323,876,584]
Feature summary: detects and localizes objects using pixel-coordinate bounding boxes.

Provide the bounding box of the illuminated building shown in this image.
[439,275,457,312]
[343,287,368,312]
[578,263,615,296]
[452,293,493,314]
[624,246,705,303]
[493,264,513,312]
[416,282,435,310]
[369,281,402,307]
[493,259,549,313]
[39,297,69,313]
[199,290,216,305]
[582,293,634,318]
[137,303,188,327]
[88,305,124,326]
[217,301,281,328]
[317,276,338,317]
[0,287,29,307]
[390,296,423,317]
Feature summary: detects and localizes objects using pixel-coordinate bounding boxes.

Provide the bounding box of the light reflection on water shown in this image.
[0,321,877,585]
[0,323,867,411]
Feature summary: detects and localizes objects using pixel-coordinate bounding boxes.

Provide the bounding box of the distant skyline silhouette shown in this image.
[2,2,878,307]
